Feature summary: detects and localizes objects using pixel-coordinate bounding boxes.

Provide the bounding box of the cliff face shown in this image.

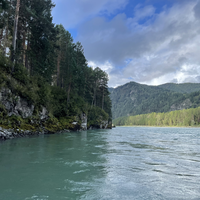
[0,86,49,140]
[0,86,111,140]
[0,87,49,120]
[169,99,192,111]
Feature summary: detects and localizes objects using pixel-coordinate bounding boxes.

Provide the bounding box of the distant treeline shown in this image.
[113,107,200,127]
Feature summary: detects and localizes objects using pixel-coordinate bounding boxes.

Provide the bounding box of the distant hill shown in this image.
[158,83,200,93]
[110,82,200,119]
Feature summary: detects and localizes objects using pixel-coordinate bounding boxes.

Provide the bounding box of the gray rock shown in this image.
[0,87,34,118]
[100,120,108,129]
[170,99,192,111]
[15,96,34,118]
[39,107,48,120]
[81,113,87,130]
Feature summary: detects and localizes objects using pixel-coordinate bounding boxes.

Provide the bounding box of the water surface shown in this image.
[0,127,200,199]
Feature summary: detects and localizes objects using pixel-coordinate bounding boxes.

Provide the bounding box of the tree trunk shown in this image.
[25,34,30,73]
[0,28,3,51]
[3,0,11,56]
[12,0,20,64]
[56,51,61,86]
[22,31,26,66]
[3,25,9,56]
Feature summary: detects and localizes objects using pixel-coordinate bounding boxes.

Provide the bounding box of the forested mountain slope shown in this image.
[110,82,200,119]
[158,83,200,93]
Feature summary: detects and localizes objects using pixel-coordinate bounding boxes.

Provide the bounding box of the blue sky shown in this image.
[52,0,200,87]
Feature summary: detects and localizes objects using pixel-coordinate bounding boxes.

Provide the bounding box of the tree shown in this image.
[12,0,20,64]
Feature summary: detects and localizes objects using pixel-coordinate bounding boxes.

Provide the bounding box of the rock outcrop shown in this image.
[81,113,87,130]
[0,86,110,141]
[170,99,192,111]
[39,106,48,120]
[0,88,34,118]
[0,126,47,141]
[100,120,108,129]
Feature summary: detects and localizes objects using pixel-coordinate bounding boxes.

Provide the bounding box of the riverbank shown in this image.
[115,125,200,128]
[0,54,112,142]
[0,117,112,141]
[0,126,71,141]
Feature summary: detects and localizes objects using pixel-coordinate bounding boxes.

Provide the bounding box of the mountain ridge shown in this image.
[158,82,200,93]
[110,81,200,119]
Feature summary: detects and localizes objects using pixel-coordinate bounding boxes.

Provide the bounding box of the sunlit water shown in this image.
[0,127,200,200]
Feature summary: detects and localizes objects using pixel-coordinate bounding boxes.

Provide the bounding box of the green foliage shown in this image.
[87,106,109,128]
[44,116,77,132]
[0,53,12,73]
[59,117,75,129]
[50,86,68,117]
[0,51,111,130]
[113,107,200,127]
[159,83,200,93]
[12,63,29,85]
[0,103,7,116]
[0,114,23,129]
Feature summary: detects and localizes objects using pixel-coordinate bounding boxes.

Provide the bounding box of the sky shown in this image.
[52,0,200,88]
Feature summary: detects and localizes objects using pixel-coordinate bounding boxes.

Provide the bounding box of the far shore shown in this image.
[114,125,200,128]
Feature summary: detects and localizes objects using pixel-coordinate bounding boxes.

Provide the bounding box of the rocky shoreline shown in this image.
[0,126,71,141]
[0,87,111,141]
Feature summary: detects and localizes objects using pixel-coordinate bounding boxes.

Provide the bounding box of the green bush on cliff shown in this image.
[87,106,109,128]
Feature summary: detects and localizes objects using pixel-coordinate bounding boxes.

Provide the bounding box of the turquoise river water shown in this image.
[0,127,200,200]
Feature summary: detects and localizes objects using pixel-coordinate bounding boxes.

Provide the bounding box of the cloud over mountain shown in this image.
[53,0,200,87]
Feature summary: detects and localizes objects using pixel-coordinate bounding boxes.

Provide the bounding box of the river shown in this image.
[0,127,200,200]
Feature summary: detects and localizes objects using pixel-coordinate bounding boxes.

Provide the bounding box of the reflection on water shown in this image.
[0,127,200,200]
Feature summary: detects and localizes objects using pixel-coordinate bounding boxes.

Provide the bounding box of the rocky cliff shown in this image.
[0,86,111,141]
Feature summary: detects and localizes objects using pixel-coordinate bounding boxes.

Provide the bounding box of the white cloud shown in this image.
[88,61,113,71]
[52,0,128,29]
[52,0,200,87]
[75,0,200,87]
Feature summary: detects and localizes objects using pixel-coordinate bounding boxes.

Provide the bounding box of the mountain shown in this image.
[158,83,200,93]
[108,87,114,93]
[110,82,200,119]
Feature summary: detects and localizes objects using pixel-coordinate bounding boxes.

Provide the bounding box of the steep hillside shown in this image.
[158,83,200,93]
[110,81,200,119]
[0,53,112,140]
